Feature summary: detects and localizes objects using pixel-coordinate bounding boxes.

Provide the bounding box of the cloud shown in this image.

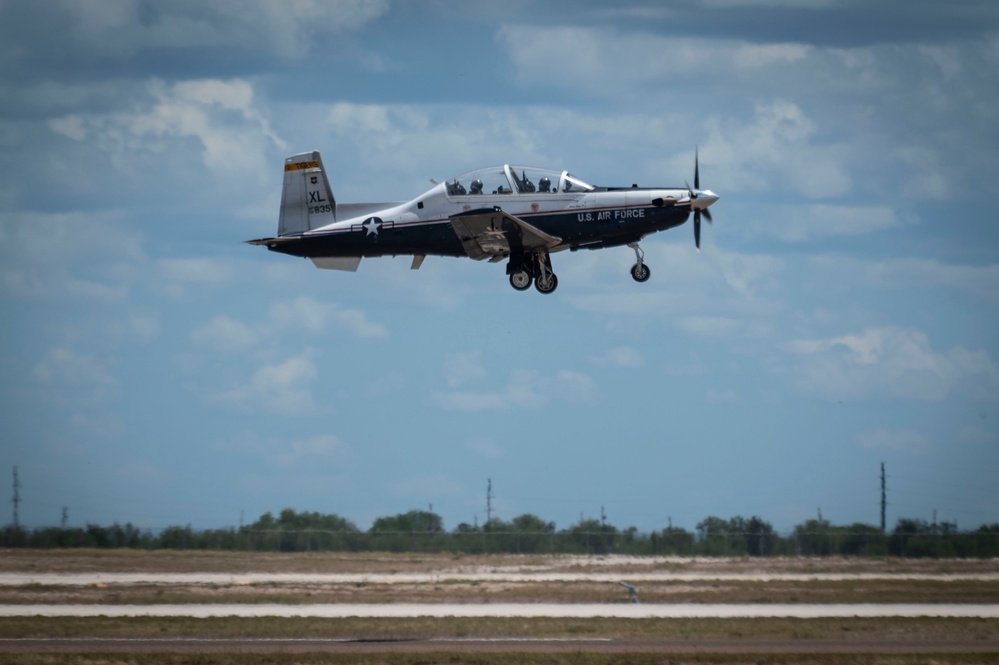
[49,78,284,185]
[739,204,916,242]
[784,326,999,402]
[273,434,341,467]
[8,0,388,61]
[858,427,931,454]
[443,351,487,387]
[432,368,598,412]
[808,256,999,305]
[465,437,504,459]
[590,346,645,368]
[158,257,235,297]
[0,212,143,301]
[268,296,389,341]
[217,353,318,415]
[190,315,259,352]
[958,426,996,446]
[33,347,115,386]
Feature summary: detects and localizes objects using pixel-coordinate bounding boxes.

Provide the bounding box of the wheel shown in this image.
[631,263,651,283]
[509,271,532,291]
[535,272,558,294]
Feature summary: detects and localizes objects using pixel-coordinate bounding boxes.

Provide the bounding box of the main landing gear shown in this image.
[629,242,651,282]
[508,252,558,294]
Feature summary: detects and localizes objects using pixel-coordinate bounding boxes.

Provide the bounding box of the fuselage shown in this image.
[266,164,699,261]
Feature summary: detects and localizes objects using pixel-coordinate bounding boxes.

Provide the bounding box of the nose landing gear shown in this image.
[628,242,650,283]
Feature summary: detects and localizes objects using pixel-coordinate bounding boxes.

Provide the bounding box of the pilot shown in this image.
[539,177,551,193]
[470,179,483,195]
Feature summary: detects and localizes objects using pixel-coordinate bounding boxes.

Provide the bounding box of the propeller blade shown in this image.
[702,207,713,224]
[694,148,700,190]
[694,210,701,249]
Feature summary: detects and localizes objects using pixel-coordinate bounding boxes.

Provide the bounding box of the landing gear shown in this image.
[509,271,531,291]
[506,252,558,294]
[534,252,558,294]
[628,242,651,283]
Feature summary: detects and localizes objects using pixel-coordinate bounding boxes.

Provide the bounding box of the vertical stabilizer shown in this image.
[278,151,336,236]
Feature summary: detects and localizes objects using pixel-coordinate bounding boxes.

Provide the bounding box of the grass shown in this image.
[1,616,998,640]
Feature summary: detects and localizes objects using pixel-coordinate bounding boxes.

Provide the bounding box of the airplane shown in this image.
[247,150,719,294]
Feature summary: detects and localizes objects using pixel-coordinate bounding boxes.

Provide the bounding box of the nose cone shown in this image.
[693,189,718,210]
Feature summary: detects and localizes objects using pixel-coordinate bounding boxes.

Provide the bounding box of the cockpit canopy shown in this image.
[445,165,595,197]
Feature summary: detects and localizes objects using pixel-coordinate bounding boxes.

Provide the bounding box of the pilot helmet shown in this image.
[470,179,483,194]
[539,177,551,192]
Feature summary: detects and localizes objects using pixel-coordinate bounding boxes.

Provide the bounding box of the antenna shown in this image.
[11,467,20,529]
[486,478,493,523]
[880,462,887,533]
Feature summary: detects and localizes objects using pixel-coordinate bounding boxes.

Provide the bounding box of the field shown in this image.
[1,550,997,664]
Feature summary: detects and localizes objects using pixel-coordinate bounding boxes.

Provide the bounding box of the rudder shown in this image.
[278,151,336,236]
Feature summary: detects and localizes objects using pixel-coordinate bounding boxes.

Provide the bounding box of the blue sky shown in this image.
[1,0,997,535]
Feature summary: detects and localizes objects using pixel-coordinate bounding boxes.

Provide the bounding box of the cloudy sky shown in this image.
[2,0,997,535]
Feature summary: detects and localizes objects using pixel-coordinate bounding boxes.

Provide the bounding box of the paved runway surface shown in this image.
[2,636,998,655]
[3,571,998,585]
[2,602,998,618]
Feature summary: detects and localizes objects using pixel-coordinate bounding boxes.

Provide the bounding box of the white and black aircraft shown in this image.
[248,151,719,294]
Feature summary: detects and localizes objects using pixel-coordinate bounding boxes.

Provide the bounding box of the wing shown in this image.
[449,208,561,261]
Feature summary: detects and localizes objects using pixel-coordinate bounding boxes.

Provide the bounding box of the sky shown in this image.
[1,0,998,536]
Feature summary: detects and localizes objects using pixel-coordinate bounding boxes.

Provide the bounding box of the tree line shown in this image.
[4,509,998,557]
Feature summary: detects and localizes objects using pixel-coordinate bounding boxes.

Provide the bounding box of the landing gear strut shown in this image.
[629,242,651,282]
[534,252,558,294]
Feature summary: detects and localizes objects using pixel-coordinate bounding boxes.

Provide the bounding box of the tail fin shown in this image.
[278,151,336,236]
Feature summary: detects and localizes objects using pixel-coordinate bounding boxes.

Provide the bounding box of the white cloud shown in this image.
[268,296,389,340]
[807,256,999,305]
[33,347,115,386]
[49,77,284,185]
[0,211,142,301]
[273,434,341,467]
[739,204,915,242]
[858,427,931,454]
[465,437,504,458]
[590,346,645,368]
[784,326,999,402]
[443,351,487,387]
[433,368,598,412]
[217,353,318,415]
[190,315,259,352]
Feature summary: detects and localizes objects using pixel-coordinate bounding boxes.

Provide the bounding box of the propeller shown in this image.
[689,149,714,250]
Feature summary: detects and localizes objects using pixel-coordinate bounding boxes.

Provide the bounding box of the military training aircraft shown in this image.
[248,150,719,294]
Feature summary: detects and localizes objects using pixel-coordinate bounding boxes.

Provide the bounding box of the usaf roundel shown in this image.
[362,217,382,237]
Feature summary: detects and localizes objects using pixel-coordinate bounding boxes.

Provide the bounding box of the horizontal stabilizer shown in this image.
[245,236,303,247]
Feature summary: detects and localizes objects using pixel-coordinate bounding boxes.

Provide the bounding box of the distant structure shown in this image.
[486,478,493,523]
[880,462,887,533]
[11,467,20,528]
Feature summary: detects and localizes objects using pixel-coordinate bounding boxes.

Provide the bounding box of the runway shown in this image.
[2,602,998,618]
[2,636,997,655]
[2,571,998,585]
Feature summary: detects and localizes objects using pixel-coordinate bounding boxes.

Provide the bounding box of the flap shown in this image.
[449,208,561,261]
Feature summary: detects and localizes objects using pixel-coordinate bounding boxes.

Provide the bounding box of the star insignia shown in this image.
[362,217,382,236]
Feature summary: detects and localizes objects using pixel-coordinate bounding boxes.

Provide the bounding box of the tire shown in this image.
[509,271,532,291]
[535,272,558,294]
[631,263,651,283]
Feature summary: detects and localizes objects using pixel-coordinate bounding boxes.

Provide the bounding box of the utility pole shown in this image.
[880,462,887,533]
[486,478,493,523]
[11,467,20,529]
